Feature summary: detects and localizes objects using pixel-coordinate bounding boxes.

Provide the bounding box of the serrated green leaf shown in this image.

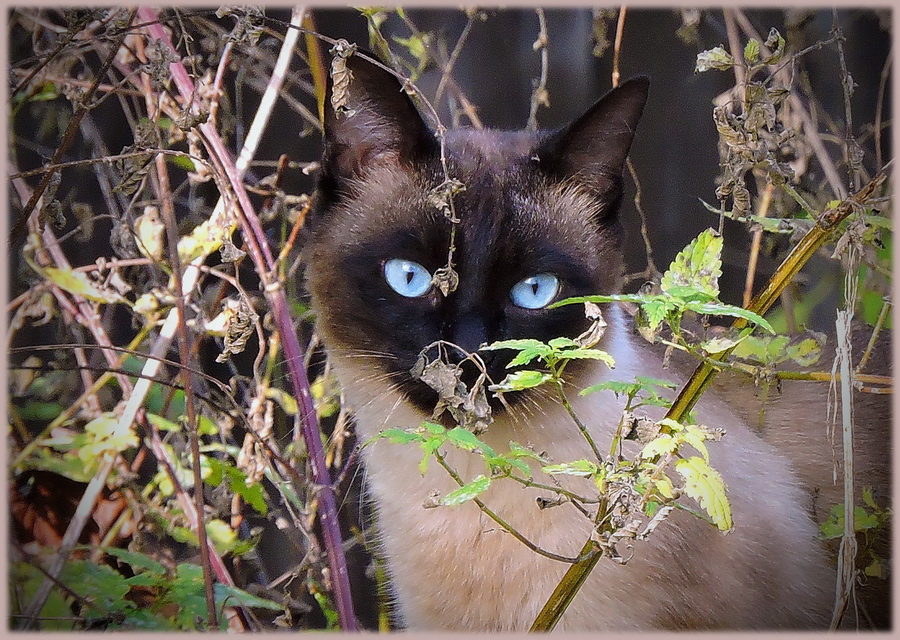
[640,434,677,459]
[548,337,580,349]
[685,301,775,334]
[654,475,675,499]
[675,456,732,531]
[641,298,674,331]
[744,38,760,63]
[580,380,639,397]
[485,338,552,367]
[660,228,722,297]
[440,475,491,506]
[205,458,268,515]
[424,421,447,435]
[554,348,616,367]
[446,426,494,457]
[680,425,710,462]
[548,293,644,309]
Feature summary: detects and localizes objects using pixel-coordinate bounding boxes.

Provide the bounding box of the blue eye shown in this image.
[384,259,432,298]
[510,273,559,309]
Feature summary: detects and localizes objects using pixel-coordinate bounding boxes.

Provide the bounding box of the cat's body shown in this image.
[303,54,889,630]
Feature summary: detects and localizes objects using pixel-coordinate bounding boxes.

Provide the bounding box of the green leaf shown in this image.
[744,38,760,63]
[680,425,710,462]
[103,547,166,576]
[685,301,775,334]
[43,266,124,304]
[695,46,735,72]
[424,421,447,435]
[640,434,677,459]
[653,475,676,499]
[446,427,495,457]
[60,560,133,616]
[491,370,551,392]
[548,293,644,309]
[554,348,616,367]
[440,475,491,506]
[675,456,732,531]
[580,380,639,397]
[206,458,268,515]
[542,459,599,478]
[660,228,722,298]
[371,427,424,446]
[215,584,284,611]
[641,298,673,331]
[484,338,552,367]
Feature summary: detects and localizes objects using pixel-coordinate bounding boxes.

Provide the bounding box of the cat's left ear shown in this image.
[321,51,436,180]
[535,76,649,202]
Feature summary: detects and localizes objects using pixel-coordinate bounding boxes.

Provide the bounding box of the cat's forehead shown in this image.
[443,128,538,173]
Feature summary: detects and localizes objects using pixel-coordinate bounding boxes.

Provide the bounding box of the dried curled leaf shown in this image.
[215,297,259,363]
[330,40,358,118]
[695,46,735,72]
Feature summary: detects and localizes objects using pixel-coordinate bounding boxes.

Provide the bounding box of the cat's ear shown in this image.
[535,76,649,203]
[322,52,436,179]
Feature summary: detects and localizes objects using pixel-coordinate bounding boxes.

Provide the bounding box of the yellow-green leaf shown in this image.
[44,267,124,304]
[640,434,677,459]
[675,456,732,531]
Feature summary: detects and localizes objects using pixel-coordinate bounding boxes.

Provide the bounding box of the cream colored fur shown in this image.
[324,307,835,630]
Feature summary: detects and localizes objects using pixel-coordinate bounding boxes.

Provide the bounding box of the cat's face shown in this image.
[304,54,647,416]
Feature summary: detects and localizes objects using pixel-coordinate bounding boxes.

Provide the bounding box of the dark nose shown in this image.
[449,312,488,356]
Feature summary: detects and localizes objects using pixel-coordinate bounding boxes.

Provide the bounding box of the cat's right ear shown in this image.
[321,52,436,180]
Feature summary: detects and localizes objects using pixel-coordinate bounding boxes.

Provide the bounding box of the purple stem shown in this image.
[137,9,359,630]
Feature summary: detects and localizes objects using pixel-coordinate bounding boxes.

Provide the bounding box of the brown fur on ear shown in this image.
[322,52,437,180]
[534,76,649,212]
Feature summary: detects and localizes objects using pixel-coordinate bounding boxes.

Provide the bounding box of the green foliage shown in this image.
[820,489,891,580]
[555,229,774,343]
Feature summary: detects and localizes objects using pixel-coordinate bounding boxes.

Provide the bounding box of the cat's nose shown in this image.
[448,313,488,356]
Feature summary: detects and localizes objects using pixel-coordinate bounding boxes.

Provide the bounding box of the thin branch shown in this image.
[9,10,136,248]
[527,8,549,131]
[136,8,360,629]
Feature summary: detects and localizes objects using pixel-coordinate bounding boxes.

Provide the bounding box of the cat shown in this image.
[302,53,888,630]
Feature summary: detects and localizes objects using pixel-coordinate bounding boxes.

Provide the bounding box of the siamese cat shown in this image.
[302,54,890,630]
